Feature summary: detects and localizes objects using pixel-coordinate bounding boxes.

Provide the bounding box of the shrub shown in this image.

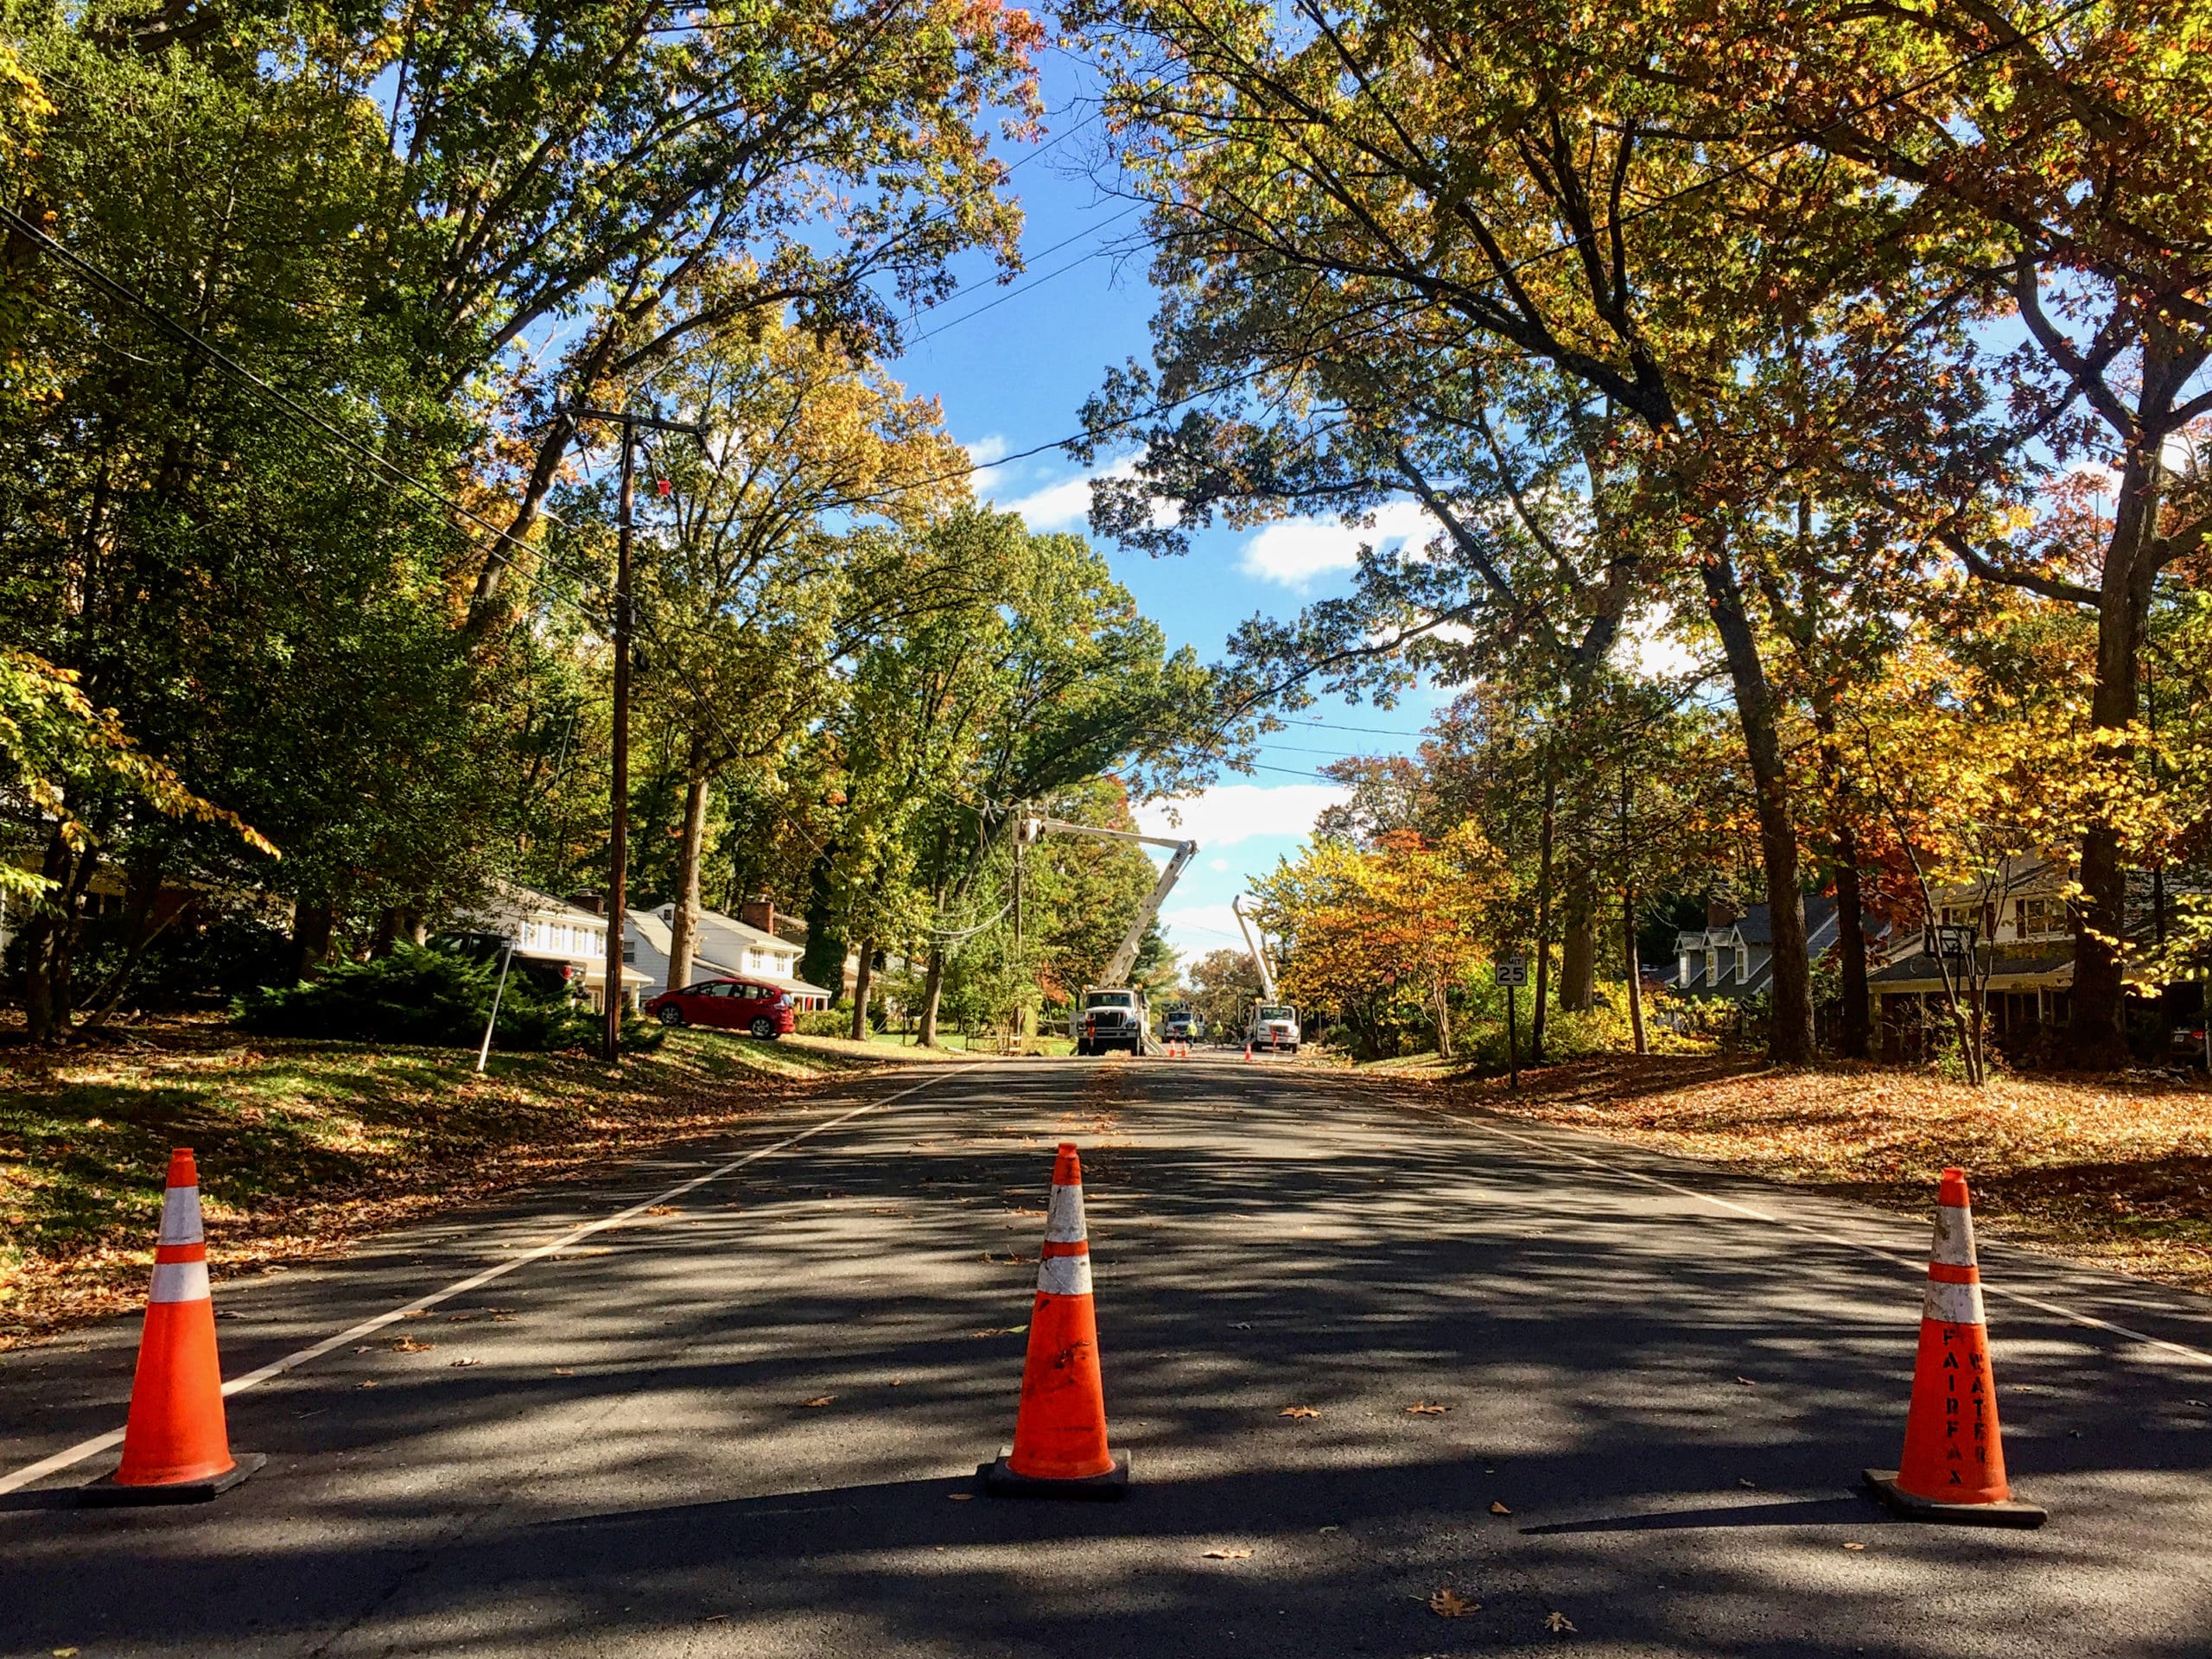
[232,943,649,1052]
[795,1008,851,1038]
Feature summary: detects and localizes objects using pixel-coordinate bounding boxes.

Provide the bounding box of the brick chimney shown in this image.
[1706,894,1740,930]
[739,894,775,934]
[568,891,606,917]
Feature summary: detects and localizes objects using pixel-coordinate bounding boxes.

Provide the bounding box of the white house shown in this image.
[624,902,834,1008]
[462,880,651,1013]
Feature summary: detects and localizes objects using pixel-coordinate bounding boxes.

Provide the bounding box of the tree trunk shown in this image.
[1433,978,1453,1060]
[368,909,400,957]
[292,899,337,982]
[665,766,710,995]
[849,940,876,1042]
[918,944,946,1046]
[2061,461,2159,1069]
[1531,768,1557,1062]
[1624,883,1648,1056]
[1832,823,1872,1060]
[1558,864,1599,1012]
[1700,550,1815,1064]
[20,826,78,1046]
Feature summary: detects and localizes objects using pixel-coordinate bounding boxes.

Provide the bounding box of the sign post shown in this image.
[1497,956,1529,1090]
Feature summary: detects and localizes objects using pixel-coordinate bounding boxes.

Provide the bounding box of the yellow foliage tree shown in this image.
[1253,823,1511,1059]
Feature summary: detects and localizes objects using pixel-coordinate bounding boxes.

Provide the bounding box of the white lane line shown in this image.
[1418,1102,2212,1370]
[0,1065,979,1495]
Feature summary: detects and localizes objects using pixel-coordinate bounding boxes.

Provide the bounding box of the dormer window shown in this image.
[1735,942,1748,982]
[1679,950,1693,984]
[1707,946,1719,983]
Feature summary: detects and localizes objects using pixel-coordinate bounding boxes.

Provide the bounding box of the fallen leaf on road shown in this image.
[1318,1525,1339,1534]
[802,1395,836,1408]
[51,1647,79,1656]
[1279,1405,1321,1419]
[389,1337,433,1353]
[491,1313,517,1322]
[970,1325,1027,1338]
[357,1381,378,1389]
[1843,1541,1866,1551]
[1734,1376,1757,1387]
[1202,1548,1253,1560]
[1230,1321,1253,1330]
[449,1357,480,1368]
[554,1368,575,1376]
[1737,1478,1757,1489]
[1546,1611,1575,1633]
[446,1313,477,1324]
[1428,1589,1476,1617]
[2189,1399,2209,1408]
[645,1205,678,1217]
[402,1309,428,1319]
[1408,1402,1451,1415]
[949,1492,974,1501]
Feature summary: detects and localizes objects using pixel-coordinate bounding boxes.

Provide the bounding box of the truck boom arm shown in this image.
[1021,816,1198,988]
[1232,894,1277,1001]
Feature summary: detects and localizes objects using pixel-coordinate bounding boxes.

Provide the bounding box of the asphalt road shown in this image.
[5,1053,2212,1658]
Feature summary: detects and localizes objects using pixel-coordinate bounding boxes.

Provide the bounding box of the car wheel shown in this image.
[749,1016,776,1039]
[657,1005,685,1027]
[1287,1043,1300,1055]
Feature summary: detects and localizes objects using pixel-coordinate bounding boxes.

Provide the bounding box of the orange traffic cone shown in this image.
[983,1142,1128,1497]
[84,1149,263,1505]
[1865,1168,2043,1527]
[1243,1039,1252,1061]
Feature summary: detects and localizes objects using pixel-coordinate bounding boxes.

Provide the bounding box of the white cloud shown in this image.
[1000,456,1141,534]
[1615,603,1699,682]
[1238,500,1440,590]
[1208,857,1230,872]
[1135,781,1349,847]
[964,434,1009,467]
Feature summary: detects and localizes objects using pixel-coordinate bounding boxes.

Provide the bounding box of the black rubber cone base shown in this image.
[79,1452,265,1508]
[1864,1468,2046,1529]
[981,1446,1129,1500]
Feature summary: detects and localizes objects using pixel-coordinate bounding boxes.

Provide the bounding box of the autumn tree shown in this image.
[1071,0,1992,1063]
[1643,0,2212,1064]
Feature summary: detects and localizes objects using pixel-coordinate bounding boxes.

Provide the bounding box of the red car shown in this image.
[645,978,794,1039]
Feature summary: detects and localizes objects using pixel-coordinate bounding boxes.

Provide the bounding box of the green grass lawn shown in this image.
[0,1018,910,1345]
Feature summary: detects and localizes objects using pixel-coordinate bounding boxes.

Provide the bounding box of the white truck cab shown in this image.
[1249,1002,1300,1053]
[1074,986,1148,1055]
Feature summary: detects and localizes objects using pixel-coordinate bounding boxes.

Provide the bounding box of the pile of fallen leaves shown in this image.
[1428,1056,2212,1294]
[0,1020,893,1345]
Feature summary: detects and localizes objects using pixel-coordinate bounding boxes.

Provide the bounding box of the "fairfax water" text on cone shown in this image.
[1865,1167,2044,1527]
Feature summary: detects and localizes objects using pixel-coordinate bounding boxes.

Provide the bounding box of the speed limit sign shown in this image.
[1495,957,1529,987]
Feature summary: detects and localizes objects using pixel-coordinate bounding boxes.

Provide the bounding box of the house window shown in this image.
[1707,947,1719,983]
[1679,951,1693,984]
[2015,897,2062,938]
[1735,943,1748,982]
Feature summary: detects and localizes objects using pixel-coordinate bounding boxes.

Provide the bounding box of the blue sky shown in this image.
[885,55,1447,974]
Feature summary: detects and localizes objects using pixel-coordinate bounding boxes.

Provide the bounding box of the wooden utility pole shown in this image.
[566,402,707,1063]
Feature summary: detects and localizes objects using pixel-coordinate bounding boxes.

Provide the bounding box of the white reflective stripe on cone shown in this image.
[149,1261,211,1304]
[1043,1182,1087,1243]
[1929,1204,1977,1266]
[158,1186,204,1246]
[1923,1279,1986,1325]
[1036,1255,1094,1297]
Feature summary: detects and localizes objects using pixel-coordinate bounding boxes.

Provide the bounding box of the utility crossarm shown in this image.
[1019,817,1198,988]
[1231,895,1278,1002]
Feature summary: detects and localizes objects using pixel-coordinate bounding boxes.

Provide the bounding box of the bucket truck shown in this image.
[1233,895,1301,1053]
[1018,815,1197,1055]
